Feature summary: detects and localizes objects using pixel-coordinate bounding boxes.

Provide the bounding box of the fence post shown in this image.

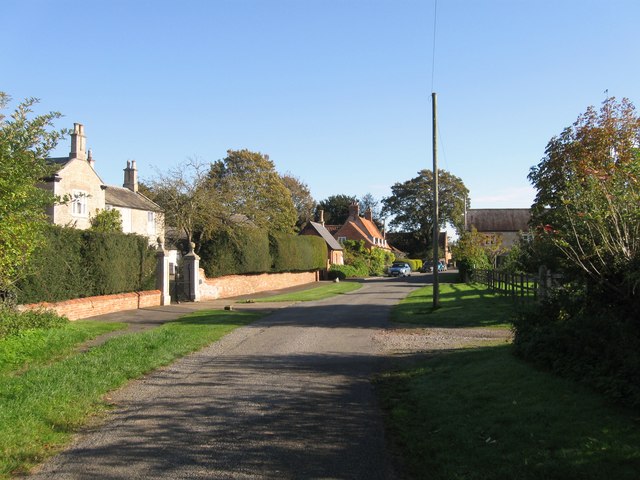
[182,242,201,302]
[155,239,171,306]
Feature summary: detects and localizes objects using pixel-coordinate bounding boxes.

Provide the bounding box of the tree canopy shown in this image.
[208,150,297,234]
[381,169,469,246]
[0,93,67,297]
[281,173,316,230]
[528,97,640,303]
[317,194,357,225]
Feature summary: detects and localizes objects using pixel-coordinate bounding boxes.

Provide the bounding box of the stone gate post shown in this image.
[182,242,201,302]
[156,240,171,305]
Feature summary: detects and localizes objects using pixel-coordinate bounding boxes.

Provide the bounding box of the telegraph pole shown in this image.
[432,92,440,308]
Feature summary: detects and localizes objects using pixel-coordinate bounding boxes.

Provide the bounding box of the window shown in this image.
[71,190,88,217]
[338,236,346,243]
[147,211,156,235]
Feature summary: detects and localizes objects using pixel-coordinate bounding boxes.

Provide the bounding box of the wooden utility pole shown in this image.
[432,92,440,308]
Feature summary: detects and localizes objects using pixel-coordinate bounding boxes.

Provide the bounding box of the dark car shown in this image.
[388,262,411,277]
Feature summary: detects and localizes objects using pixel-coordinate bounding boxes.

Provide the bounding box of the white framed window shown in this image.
[147,211,156,235]
[338,236,346,243]
[71,190,88,217]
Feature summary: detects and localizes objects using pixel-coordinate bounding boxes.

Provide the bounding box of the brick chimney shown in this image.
[364,208,373,221]
[123,160,138,192]
[87,149,95,169]
[69,123,87,160]
[348,202,360,219]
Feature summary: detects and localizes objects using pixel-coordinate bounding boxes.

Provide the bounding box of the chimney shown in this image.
[123,160,138,192]
[69,123,87,160]
[364,208,373,221]
[87,149,95,169]
[348,202,360,219]
[319,209,325,226]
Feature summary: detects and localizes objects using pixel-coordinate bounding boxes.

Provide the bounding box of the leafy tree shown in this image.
[208,150,297,234]
[451,227,491,281]
[145,157,224,251]
[317,194,357,225]
[0,93,67,298]
[281,173,316,230]
[90,208,122,233]
[528,97,640,305]
[382,169,469,246]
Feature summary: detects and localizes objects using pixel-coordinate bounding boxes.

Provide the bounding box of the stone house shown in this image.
[43,123,164,245]
[465,208,531,249]
[330,203,391,251]
[299,221,344,268]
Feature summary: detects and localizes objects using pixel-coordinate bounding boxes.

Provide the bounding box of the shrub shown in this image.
[328,263,368,280]
[406,259,423,271]
[341,240,394,277]
[16,225,156,304]
[199,228,271,277]
[0,307,68,339]
[270,234,327,272]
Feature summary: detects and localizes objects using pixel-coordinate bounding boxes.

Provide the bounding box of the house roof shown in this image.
[466,208,531,232]
[358,216,384,240]
[306,222,343,250]
[324,224,341,235]
[105,186,162,212]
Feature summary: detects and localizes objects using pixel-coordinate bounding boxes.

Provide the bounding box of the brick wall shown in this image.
[20,290,161,321]
[199,270,318,300]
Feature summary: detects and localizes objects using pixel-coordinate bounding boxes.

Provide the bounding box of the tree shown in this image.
[451,227,491,280]
[317,194,357,225]
[528,97,640,304]
[145,157,224,250]
[208,149,297,234]
[359,192,383,225]
[90,208,123,233]
[281,173,316,230]
[381,169,469,247]
[0,93,67,298]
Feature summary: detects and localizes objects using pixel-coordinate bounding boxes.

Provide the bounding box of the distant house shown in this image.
[299,221,344,268]
[330,203,391,251]
[43,123,164,245]
[465,208,531,249]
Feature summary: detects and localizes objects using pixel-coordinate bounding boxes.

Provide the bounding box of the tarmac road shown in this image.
[30,276,426,480]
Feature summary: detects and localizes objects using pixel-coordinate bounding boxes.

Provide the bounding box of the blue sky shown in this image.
[4,0,639,209]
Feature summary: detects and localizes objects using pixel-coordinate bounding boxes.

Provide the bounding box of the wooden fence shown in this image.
[472,269,539,302]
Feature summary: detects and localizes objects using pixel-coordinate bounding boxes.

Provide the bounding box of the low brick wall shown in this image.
[20,290,162,321]
[199,270,318,300]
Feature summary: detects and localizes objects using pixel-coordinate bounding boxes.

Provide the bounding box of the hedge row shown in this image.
[16,226,157,304]
[200,228,327,278]
[404,259,423,271]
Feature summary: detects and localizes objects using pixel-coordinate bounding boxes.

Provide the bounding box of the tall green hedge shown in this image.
[199,228,327,278]
[16,225,156,304]
[199,228,272,277]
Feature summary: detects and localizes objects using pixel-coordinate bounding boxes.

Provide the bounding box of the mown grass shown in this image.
[0,310,259,478]
[390,282,514,328]
[378,346,640,480]
[0,321,125,377]
[248,281,362,302]
[379,282,640,479]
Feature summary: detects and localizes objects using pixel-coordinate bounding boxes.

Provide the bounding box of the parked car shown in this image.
[388,261,412,277]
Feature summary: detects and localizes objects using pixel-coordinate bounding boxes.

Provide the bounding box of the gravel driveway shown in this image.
[30,277,425,480]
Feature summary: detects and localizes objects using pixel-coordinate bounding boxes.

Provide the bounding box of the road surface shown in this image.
[31,276,425,479]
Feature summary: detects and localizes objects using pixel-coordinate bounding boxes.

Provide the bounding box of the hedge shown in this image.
[199,228,327,278]
[16,225,157,304]
[405,259,423,271]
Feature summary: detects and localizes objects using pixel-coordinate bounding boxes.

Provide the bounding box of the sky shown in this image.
[4,0,640,211]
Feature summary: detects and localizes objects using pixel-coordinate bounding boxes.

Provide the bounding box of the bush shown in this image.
[270,234,327,272]
[199,228,271,277]
[405,259,423,271]
[16,225,156,304]
[328,263,368,280]
[512,288,640,408]
[0,307,68,339]
[341,240,394,277]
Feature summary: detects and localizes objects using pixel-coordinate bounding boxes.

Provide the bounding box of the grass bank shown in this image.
[379,282,640,479]
[391,282,513,328]
[0,310,259,478]
[247,281,361,302]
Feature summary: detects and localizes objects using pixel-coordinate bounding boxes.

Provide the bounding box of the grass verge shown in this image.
[0,310,259,478]
[247,281,362,302]
[0,321,126,377]
[377,346,640,480]
[390,282,514,328]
